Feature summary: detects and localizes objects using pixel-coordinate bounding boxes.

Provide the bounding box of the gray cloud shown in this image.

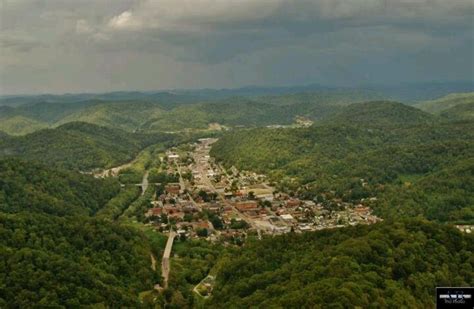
[0,0,472,94]
[69,0,474,64]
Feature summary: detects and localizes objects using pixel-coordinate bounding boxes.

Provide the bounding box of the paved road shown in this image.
[161,231,176,289]
[175,161,186,194]
[140,170,149,195]
[94,160,134,178]
[192,150,262,239]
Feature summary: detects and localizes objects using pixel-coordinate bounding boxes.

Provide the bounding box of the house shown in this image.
[150,200,163,207]
[286,199,301,208]
[169,213,184,220]
[256,193,274,201]
[165,183,181,195]
[280,214,294,221]
[354,205,371,215]
[193,221,210,230]
[168,153,180,161]
[235,200,259,212]
[146,207,163,217]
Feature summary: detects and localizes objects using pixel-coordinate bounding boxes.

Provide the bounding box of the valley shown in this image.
[1,90,473,308]
[2,2,473,307]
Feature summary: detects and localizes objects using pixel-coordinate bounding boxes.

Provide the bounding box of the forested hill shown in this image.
[440,102,474,121]
[55,101,166,132]
[0,158,162,307]
[211,103,474,223]
[0,122,174,170]
[0,90,386,134]
[325,101,435,127]
[415,92,474,114]
[210,219,473,308]
[0,158,119,216]
[3,90,471,135]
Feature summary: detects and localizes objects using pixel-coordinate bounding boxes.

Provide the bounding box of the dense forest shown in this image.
[0,213,160,307]
[0,158,119,216]
[0,158,164,307]
[0,122,175,170]
[210,219,473,308]
[211,102,474,223]
[415,92,474,114]
[440,102,474,121]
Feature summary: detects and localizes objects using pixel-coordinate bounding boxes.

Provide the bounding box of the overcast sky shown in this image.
[0,0,473,94]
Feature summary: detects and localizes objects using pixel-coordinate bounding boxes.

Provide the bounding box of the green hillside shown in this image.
[211,103,474,222]
[0,91,389,134]
[0,122,175,170]
[325,101,435,127]
[57,101,165,132]
[440,102,474,121]
[0,159,163,307]
[0,158,119,216]
[253,91,386,121]
[141,93,381,131]
[0,115,49,135]
[0,101,96,123]
[142,99,294,131]
[377,158,474,223]
[416,92,474,114]
[210,219,473,308]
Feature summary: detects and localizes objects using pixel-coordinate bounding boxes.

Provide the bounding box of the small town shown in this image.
[143,138,382,243]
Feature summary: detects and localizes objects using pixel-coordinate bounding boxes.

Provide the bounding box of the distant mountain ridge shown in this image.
[415,92,474,114]
[2,81,472,106]
[440,102,474,121]
[0,90,384,134]
[1,84,473,136]
[325,101,435,127]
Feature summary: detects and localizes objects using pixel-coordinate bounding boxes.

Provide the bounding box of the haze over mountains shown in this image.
[1,82,473,135]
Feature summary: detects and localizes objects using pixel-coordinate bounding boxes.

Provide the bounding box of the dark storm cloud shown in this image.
[0,0,472,94]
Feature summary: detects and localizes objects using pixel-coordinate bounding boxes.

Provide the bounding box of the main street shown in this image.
[190,140,262,239]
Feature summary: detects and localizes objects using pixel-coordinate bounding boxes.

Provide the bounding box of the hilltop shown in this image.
[440,102,474,121]
[415,92,474,114]
[56,101,166,132]
[0,90,385,134]
[0,115,48,135]
[325,101,435,127]
[4,88,471,135]
[0,122,175,170]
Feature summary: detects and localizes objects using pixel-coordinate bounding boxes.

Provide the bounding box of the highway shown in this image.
[161,231,176,289]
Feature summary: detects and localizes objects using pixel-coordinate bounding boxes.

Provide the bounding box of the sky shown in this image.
[0,0,473,94]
